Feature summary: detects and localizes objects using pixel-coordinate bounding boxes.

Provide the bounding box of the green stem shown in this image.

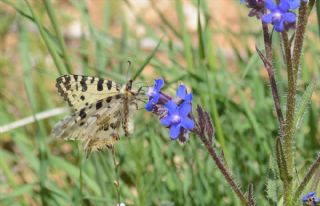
[261,23,284,133]
[24,0,67,74]
[175,0,194,71]
[292,1,308,79]
[276,138,290,182]
[199,133,248,205]
[282,31,295,206]
[316,0,320,37]
[43,0,72,73]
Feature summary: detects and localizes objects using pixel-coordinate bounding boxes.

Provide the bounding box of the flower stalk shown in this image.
[194,106,249,206]
[292,0,308,79]
[281,30,296,206]
[260,23,284,131]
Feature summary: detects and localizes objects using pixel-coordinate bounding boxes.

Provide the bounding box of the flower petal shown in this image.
[265,0,277,11]
[145,100,153,111]
[152,93,160,103]
[274,20,284,32]
[179,103,191,117]
[288,0,300,9]
[279,0,290,11]
[176,84,187,99]
[262,13,273,23]
[181,118,195,130]
[154,78,164,91]
[184,93,192,102]
[283,12,296,23]
[169,124,181,139]
[160,115,172,126]
[314,197,320,204]
[303,192,316,202]
[164,100,177,114]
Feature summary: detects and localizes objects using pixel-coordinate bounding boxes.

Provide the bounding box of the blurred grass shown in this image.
[0,0,319,205]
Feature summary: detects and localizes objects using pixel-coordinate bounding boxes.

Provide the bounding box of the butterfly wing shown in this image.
[52,95,125,154]
[56,75,121,111]
[54,76,144,155]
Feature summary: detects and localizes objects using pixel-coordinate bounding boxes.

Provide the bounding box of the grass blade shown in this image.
[132,38,162,81]
[42,0,72,73]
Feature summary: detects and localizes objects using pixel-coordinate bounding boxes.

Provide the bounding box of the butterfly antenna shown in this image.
[126,60,132,81]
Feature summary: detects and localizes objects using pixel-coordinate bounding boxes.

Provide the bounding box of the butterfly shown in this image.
[52,74,144,155]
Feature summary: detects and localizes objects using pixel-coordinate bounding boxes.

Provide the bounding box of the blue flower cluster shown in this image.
[302,192,320,206]
[241,0,308,32]
[145,78,194,141]
[262,0,298,32]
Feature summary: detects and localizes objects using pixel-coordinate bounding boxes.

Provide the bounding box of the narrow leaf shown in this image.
[132,38,162,81]
[294,80,317,131]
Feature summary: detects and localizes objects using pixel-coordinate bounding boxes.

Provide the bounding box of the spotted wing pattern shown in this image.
[53,75,143,155]
[56,75,120,112]
[52,95,125,154]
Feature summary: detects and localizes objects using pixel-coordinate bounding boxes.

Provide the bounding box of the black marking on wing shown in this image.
[80,76,88,92]
[106,97,112,103]
[107,80,113,90]
[79,108,86,119]
[97,79,103,91]
[96,101,103,110]
[53,77,143,154]
[56,75,121,110]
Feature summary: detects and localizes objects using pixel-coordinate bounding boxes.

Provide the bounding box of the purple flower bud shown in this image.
[241,0,266,18]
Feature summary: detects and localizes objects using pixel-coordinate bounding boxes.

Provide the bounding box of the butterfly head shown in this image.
[126,79,133,91]
[124,79,143,96]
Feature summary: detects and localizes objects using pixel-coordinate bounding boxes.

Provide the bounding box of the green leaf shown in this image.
[294,80,317,131]
[266,157,281,205]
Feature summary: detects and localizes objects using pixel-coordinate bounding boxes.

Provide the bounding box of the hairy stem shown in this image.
[198,134,248,205]
[261,23,284,133]
[282,31,295,206]
[293,1,308,79]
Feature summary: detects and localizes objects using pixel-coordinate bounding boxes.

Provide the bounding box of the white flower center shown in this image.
[273,11,282,21]
[172,114,181,123]
[147,87,156,96]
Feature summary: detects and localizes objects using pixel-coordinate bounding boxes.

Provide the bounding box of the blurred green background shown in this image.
[0,0,319,205]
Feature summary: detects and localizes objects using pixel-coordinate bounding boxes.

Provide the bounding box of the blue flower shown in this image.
[262,0,296,32]
[160,100,194,140]
[145,78,164,111]
[288,0,308,10]
[302,192,320,206]
[176,84,192,103]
